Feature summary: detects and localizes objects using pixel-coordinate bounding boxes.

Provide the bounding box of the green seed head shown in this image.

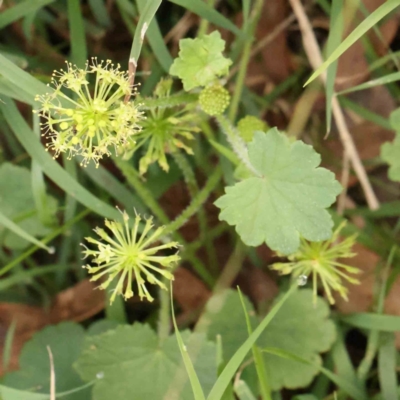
[199,84,230,116]
[237,115,268,143]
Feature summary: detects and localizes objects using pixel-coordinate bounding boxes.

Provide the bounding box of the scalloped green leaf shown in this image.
[74,323,216,400]
[381,134,400,182]
[3,322,88,400]
[202,290,336,391]
[169,31,232,91]
[215,129,342,255]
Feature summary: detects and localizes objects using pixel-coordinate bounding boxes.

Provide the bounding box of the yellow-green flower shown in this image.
[270,222,360,304]
[124,78,200,174]
[81,210,180,304]
[35,59,143,167]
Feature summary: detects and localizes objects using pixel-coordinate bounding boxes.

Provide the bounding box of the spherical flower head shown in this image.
[124,78,201,174]
[81,209,180,304]
[270,222,360,305]
[35,59,143,167]
[199,84,230,116]
[237,115,268,143]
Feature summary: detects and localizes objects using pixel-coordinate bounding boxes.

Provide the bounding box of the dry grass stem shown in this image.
[288,0,380,211]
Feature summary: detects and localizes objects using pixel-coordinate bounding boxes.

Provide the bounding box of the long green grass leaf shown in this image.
[81,162,146,214]
[206,285,297,400]
[378,332,398,400]
[68,0,87,67]
[234,380,257,400]
[2,320,17,372]
[339,97,391,130]
[0,53,48,99]
[169,0,242,36]
[0,264,69,291]
[171,287,206,400]
[305,0,400,86]
[0,210,53,253]
[0,100,120,220]
[325,0,343,133]
[0,77,34,105]
[0,210,90,277]
[129,0,162,63]
[88,0,112,28]
[136,0,173,72]
[238,288,271,400]
[341,313,400,332]
[0,0,54,30]
[331,327,361,389]
[338,71,400,95]
[262,348,368,400]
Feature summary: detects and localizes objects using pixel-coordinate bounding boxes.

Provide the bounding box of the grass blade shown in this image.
[129,0,162,63]
[82,162,146,214]
[234,380,257,400]
[338,71,400,95]
[2,320,17,372]
[325,0,343,133]
[0,264,69,291]
[0,77,34,105]
[171,287,206,400]
[262,348,368,400]
[31,110,55,226]
[341,313,400,332]
[0,210,53,253]
[0,52,48,99]
[136,0,174,72]
[378,332,398,400]
[237,288,271,400]
[0,0,54,30]
[305,0,400,86]
[67,0,87,67]
[0,100,120,220]
[88,0,112,28]
[331,327,361,390]
[206,285,297,400]
[339,97,391,130]
[169,0,242,36]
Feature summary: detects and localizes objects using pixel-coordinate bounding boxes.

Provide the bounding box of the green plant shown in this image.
[1,1,400,400]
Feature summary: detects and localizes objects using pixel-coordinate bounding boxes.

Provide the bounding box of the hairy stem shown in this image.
[162,166,223,238]
[172,151,219,273]
[228,0,264,121]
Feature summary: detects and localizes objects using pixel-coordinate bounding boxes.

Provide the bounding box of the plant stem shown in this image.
[172,151,219,273]
[214,239,246,293]
[162,166,222,237]
[158,282,171,343]
[197,0,216,36]
[115,158,169,224]
[228,0,265,122]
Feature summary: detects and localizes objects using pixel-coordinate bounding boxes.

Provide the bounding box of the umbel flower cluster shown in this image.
[82,210,180,304]
[271,222,360,304]
[124,78,201,174]
[35,59,142,167]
